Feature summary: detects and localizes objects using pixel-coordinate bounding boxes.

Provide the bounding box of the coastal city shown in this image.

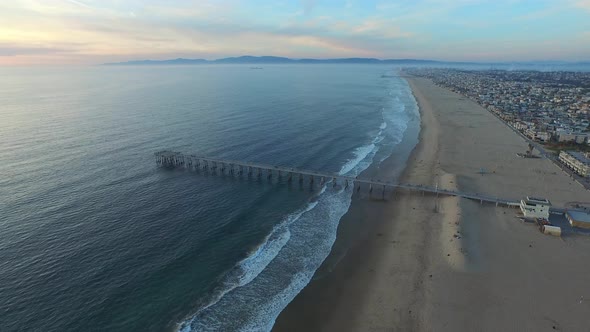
[3,0,590,331]
[406,68,590,181]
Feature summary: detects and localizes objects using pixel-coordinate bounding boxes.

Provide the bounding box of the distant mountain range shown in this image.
[102,56,450,66]
[102,56,590,70]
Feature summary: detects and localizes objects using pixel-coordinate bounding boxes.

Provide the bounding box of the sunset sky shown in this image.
[1,0,590,65]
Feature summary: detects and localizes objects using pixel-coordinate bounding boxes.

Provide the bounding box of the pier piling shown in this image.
[154,151,521,207]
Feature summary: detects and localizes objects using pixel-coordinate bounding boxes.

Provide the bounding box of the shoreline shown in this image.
[273,76,590,331]
[272,75,437,331]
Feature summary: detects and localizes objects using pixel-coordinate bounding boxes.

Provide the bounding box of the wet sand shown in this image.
[273,76,590,332]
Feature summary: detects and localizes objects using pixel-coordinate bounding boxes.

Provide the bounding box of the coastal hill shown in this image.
[102,56,446,66]
[103,57,590,71]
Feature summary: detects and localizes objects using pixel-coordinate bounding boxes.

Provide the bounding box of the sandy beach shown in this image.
[273,76,590,331]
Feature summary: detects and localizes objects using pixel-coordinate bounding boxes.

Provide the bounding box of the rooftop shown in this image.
[566,210,590,223]
[564,151,590,165]
[525,196,551,205]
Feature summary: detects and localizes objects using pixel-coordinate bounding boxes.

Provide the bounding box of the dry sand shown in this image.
[273,76,590,332]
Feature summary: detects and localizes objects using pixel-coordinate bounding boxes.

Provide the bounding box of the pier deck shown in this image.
[155,151,523,207]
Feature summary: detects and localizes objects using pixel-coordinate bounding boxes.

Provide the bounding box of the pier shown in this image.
[155,151,521,207]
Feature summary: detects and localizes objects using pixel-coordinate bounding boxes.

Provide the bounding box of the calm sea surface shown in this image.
[0,65,419,331]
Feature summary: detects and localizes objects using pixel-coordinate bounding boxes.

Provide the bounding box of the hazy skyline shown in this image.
[1,0,590,65]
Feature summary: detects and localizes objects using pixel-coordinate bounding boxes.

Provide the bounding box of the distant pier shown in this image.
[155,150,521,207]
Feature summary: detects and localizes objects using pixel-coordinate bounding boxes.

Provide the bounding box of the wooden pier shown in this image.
[154,151,521,207]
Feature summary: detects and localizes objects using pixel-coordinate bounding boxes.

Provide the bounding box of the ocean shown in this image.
[0,65,419,331]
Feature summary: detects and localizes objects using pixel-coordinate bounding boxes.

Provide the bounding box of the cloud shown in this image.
[300,0,317,15]
[0,0,588,65]
[350,18,413,39]
[0,43,73,56]
[572,0,590,11]
[514,5,563,21]
[64,0,93,10]
[0,42,84,57]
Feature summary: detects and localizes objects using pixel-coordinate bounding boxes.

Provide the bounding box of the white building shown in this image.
[557,132,589,143]
[525,129,551,142]
[536,131,551,142]
[576,134,588,144]
[520,197,551,219]
[514,122,528,131]
[557,132,576,142]
[559,150,590,177]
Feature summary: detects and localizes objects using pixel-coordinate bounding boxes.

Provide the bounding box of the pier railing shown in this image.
[155,150,521,207]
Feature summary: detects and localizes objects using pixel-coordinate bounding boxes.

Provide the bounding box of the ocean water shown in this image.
[0,65,419,332]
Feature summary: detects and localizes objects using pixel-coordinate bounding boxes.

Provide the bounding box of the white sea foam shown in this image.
[237,188,350,332]
[340,110,393,176]
[236,199,319,287]
[176,200,320,332]
[177,75,419,332]
[339,143,376,175]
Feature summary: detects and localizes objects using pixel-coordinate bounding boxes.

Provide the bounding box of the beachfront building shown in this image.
[556,132,589,143]
[525,129,551,142]
[520,197,551,219]
[566,210,590,229]
[559,151,590,177]
[513,122,529,131]
[403,69,590,148]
